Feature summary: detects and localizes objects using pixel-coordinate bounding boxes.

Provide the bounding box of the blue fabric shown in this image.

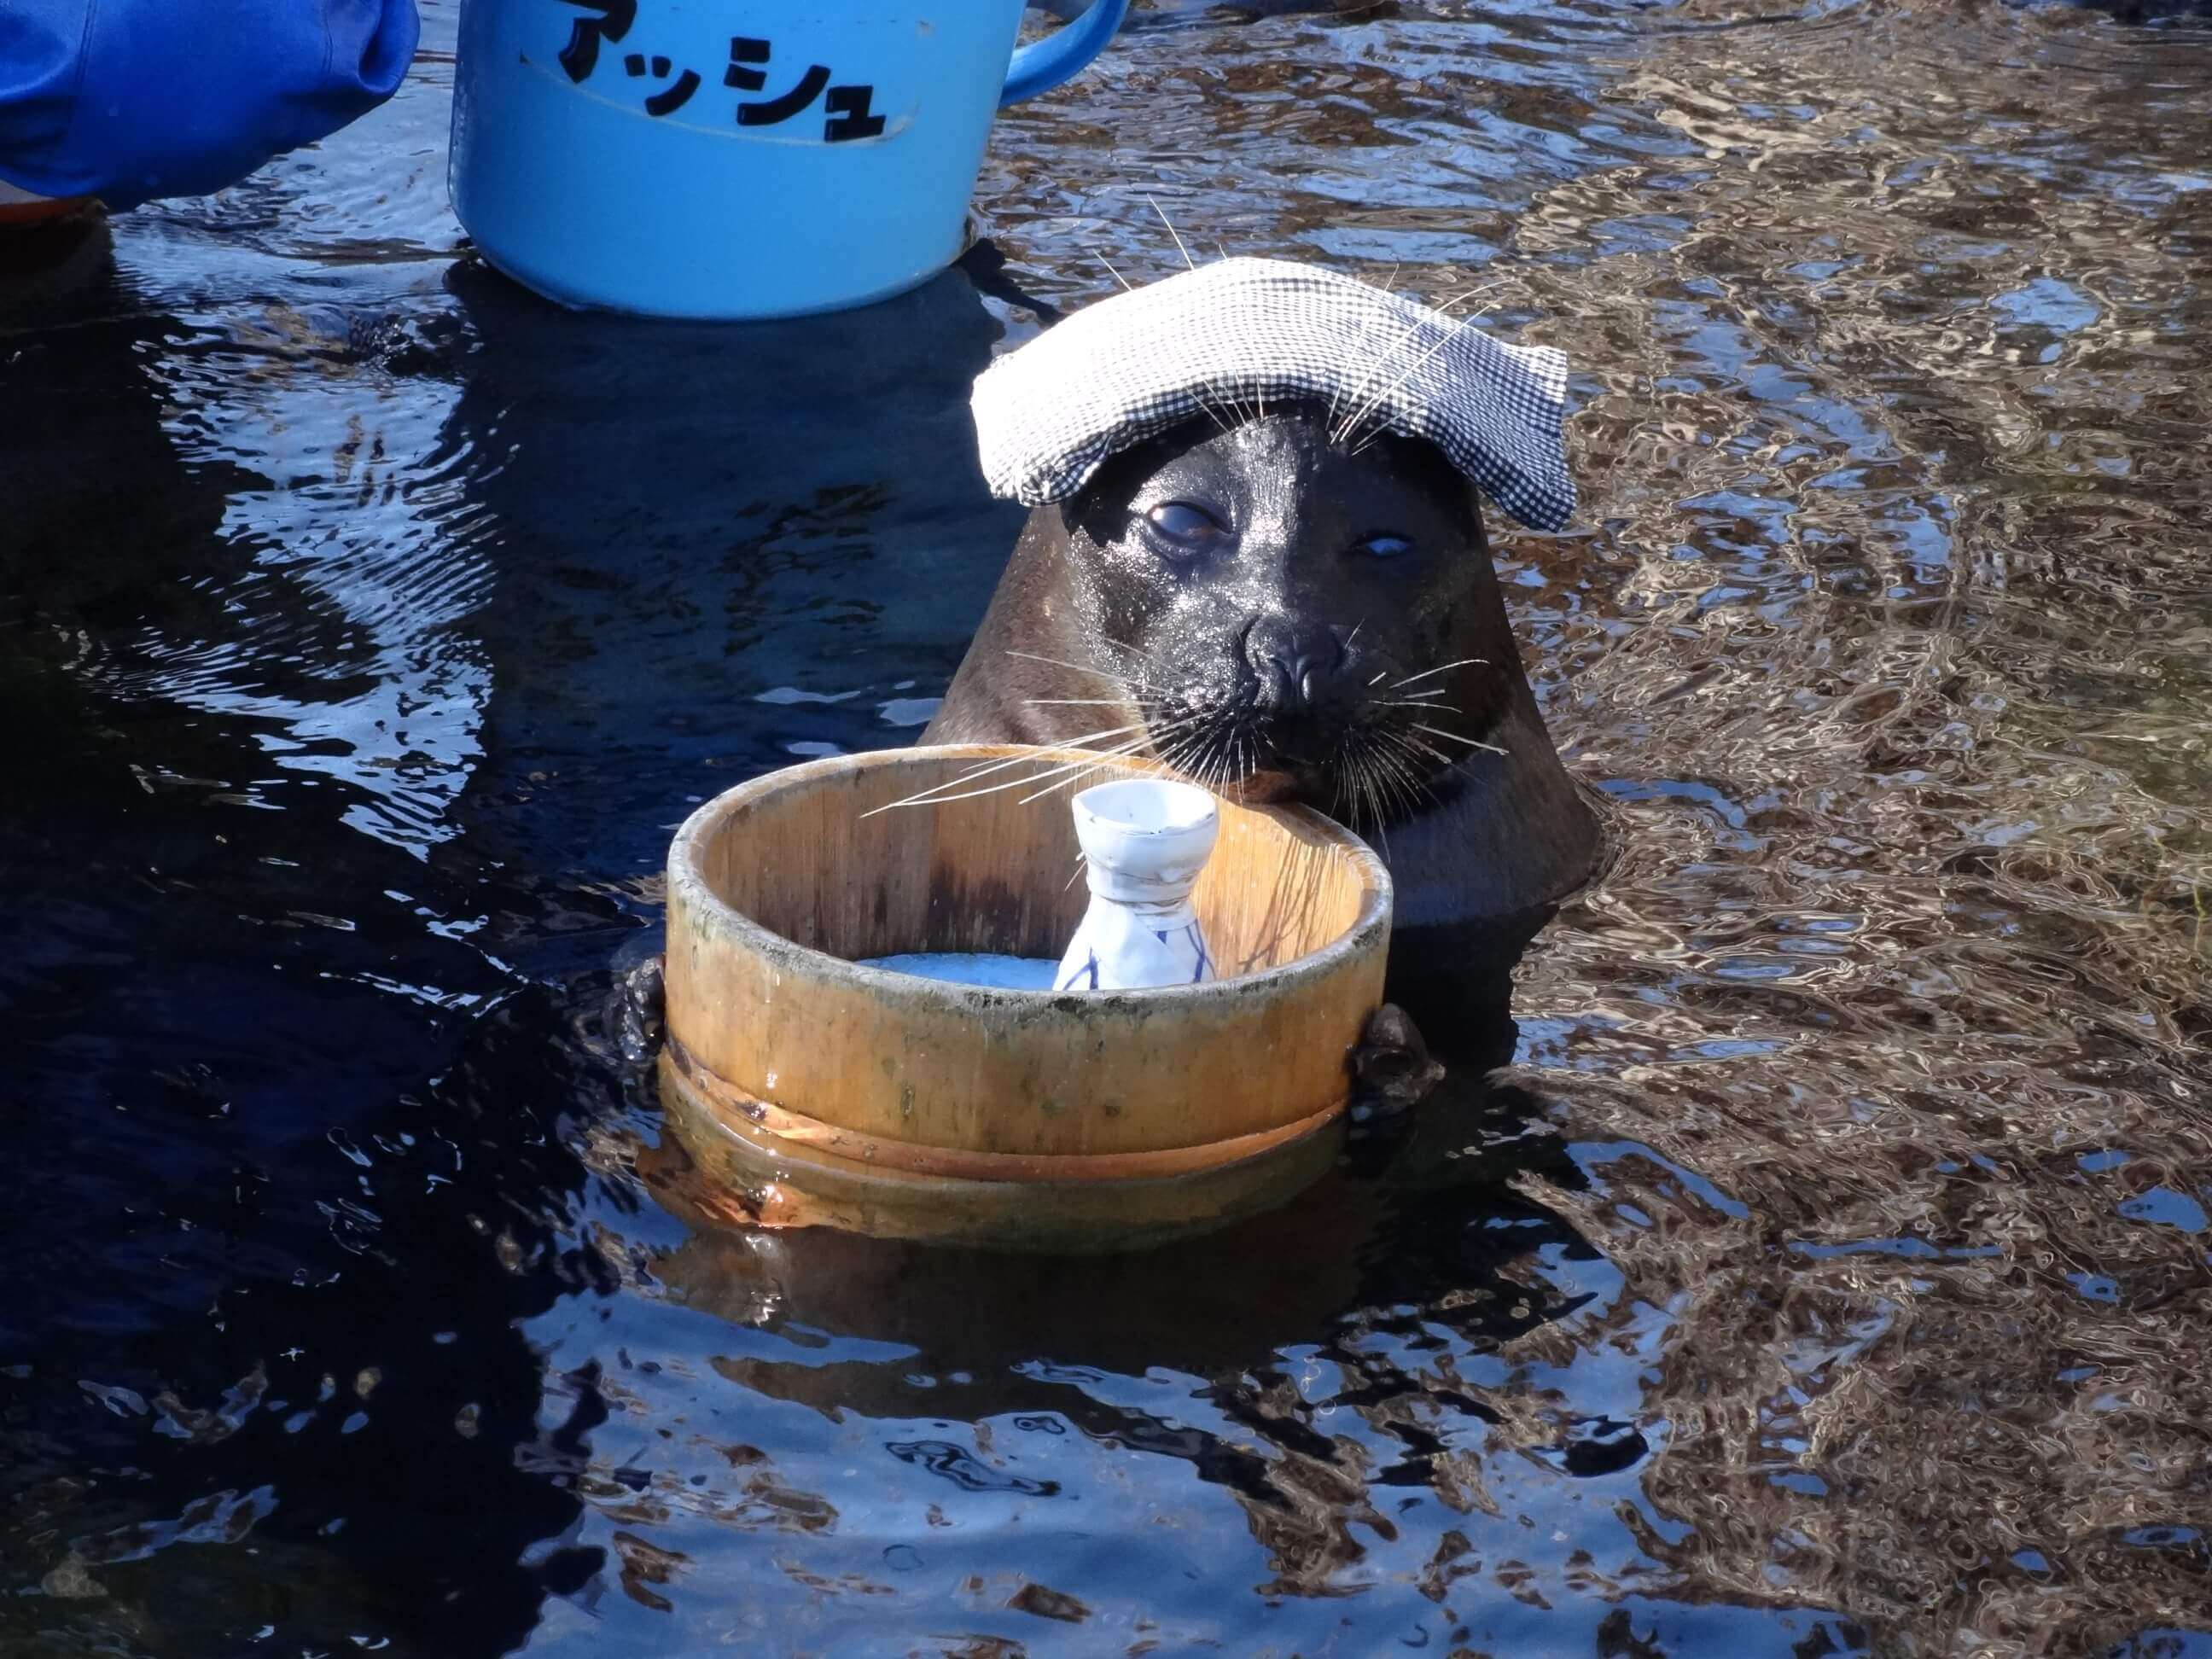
[0,0,418,209]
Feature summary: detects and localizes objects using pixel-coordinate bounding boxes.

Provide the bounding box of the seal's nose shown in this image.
[1245,617,1346,709]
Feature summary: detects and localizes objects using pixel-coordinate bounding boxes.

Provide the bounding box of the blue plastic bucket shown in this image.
[450,1,1127,320]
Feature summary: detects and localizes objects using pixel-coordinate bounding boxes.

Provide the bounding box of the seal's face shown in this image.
[1057,404,1511,822]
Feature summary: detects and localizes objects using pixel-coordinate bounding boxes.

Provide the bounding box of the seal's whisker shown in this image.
[1094,252,1134,292]
[1199,374,1231,427]
[1003,649,1129,686]
[1013,756,1147,807]
[1326,284,1490,446]
[1157,714,1247,798]
[1333,764,1364,836]
[1341,737,1374,807]
[1185,725,1220,791]
[1393,657,1487,687]
[1370,728,1448,796]
[1014,715,1207,807]
[1155,724,1214,785]
[1336,301,1498,453]
[1336,283,1501,451]
[1360,731,1414,802]
[1363,736,1432,832]
[1008,734,1176,806]
[861,723,1151,815]
[1328,307,1452,441]
[877,751,1138,815]
[1226,372,1259,428]
[1356,746,1400,862]
[1389,742,1440,800]
[1346,317,1501,457]
[1327,298,1470,437]
[1095,636,1168,668]
[1218,725,1247,792]
[1363,743,1394,815]
[1339,765,1373,846]
[1413,721,1509,757]
[1327,734,1398,849]
[1370,699,1463,713]
[1147,194,1197,274]
[1366,778,1407,852]
[1327,285,1504,442]
[1330,742,1372,833]
[1381,727,1455,769]
[1377,748,1422,823]
[1202,370,1254,432]
[1013,752,1159,809]
[926,720,1149,784]
[1172,731,1207,790]
[1342,307,1488,457]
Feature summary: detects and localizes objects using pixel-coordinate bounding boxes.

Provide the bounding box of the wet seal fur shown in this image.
[925,400,1603,1099]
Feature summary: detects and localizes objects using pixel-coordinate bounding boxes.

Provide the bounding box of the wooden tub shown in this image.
[659,745,1392,1251]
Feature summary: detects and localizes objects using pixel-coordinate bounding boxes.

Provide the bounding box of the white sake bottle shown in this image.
[1057,778,1220,992]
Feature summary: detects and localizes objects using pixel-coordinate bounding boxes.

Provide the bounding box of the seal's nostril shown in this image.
[1289,638,1344,705]
[1245,619,1345,709]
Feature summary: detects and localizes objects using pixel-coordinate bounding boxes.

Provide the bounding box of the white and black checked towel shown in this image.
[970,257,1575,533]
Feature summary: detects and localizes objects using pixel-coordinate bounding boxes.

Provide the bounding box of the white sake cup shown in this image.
[1057,779,1220,991]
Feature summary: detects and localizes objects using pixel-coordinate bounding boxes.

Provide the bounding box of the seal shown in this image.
[923,400,1601,1093]
[923,403,1600,923]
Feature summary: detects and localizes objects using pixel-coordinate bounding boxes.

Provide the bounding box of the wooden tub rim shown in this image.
[667,743,1394,1011]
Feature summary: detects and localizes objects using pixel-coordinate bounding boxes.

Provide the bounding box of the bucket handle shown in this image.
[1000,0,1132,107]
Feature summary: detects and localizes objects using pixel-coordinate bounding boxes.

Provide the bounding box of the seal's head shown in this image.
[1050,400,1511,818]
[932,257,1598,916]
[945,259,1576,811]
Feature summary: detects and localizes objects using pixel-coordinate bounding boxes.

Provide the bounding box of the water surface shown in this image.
[4,0,2209,1653]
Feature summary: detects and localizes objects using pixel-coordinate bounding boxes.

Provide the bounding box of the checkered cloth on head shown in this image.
[970,257,1575,533]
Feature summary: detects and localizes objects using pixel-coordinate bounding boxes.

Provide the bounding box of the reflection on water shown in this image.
[3,0,2209,1652]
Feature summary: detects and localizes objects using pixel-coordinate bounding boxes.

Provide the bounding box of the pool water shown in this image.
[3,0,2210,1654]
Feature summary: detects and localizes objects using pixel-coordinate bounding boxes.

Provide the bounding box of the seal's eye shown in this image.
[1359,534,1415,560]
[1144,501,1230,559]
